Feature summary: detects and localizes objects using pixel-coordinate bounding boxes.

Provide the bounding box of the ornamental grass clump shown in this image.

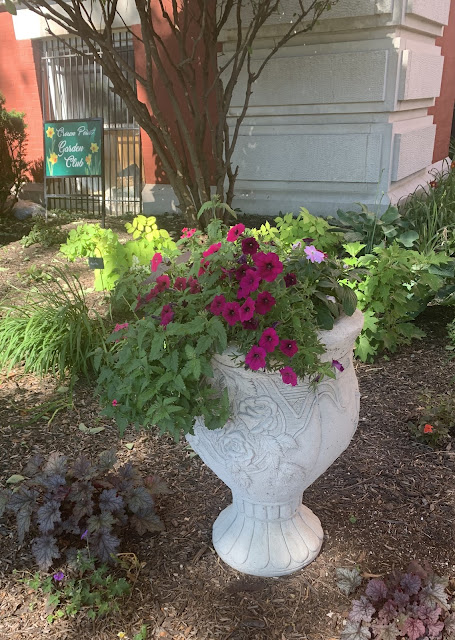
[97,217,358,439]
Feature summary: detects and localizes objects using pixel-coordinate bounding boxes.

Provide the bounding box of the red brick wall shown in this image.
[430,0,455,162]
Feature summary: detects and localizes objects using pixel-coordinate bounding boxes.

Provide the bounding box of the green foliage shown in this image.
[97,218,357,440]
[401,165,455,255]
[110,260,150,317]
[0,267,107,384]
[21,211,75,248]
[29,158,44,183]
[407,390,455,448]
[343,243,452,361]
[256,208,341,254]
[1,449,168,571]
[0,93,28,216]
[329,203,417,255]
[341,562,454,640]
[22,553,131,623]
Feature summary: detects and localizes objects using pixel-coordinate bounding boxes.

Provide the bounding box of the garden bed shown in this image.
[0,218,454,639]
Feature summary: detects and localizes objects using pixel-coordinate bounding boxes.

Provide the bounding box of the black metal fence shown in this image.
[41,31,142,216]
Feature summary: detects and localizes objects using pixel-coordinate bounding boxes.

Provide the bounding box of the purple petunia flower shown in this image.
[245,345,267,371]
[209,294,226,316]
[279,339,298,358]
[332,359,344,372]
[241,236,260,255]
[280,367,298,386]
[222,301,241,326]
[259,327,279,353]
[239,297,255,322]
[252,251,283,282]
[255,291,276,315]
[242,318,259,330]
[227,223,245,242]
[160,304,174,326]
[238,269,262,298]
[304,245,325,264]
[284,272,297,288]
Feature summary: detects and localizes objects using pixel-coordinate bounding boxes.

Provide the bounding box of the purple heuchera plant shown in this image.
[341,563,454,640]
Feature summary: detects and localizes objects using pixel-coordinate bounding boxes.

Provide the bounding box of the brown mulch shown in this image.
[0,226,455,639]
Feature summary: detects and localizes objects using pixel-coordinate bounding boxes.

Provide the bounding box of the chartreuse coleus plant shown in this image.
[0,449,169,571]
[342,242,454,362]
[96,217,358,440]
[22,551,131,623]
[341,562,455,640]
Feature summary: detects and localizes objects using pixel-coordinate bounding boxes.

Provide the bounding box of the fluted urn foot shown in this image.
[212,497,323,577]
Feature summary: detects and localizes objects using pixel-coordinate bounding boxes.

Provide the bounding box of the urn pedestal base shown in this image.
[212,497,323,577]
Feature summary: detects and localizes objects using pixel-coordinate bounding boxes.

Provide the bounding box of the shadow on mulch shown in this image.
[0,303,454,638]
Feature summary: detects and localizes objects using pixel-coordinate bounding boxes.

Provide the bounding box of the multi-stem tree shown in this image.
[7,0,338,226]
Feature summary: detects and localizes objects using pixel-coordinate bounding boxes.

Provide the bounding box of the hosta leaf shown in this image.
[365,578,388,602]
[31,535,60,571]
[88,511,116,533]
[340,620,371,640]
[37,500,62,534]
[70,456,95,480]
[97,449,117,472]
[349,596,375,623]
[336,567,362,595]
[44,452,68,477]
[99,489,124,512]
[127,487,155,514]
[131,512,164,535]
[93,529,119,563]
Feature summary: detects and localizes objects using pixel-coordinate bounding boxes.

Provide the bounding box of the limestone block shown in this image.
[398,50,444,101]
[230,49,388,107]
[391,124,436,181]
[405,0,451,25]
[231,129,382,184]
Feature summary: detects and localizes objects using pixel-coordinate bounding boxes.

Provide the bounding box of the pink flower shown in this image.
[259,327,279,353]
[280,367,298,386]
[174,277,187,291]
[112,399,118,407]
[198,258,210,276]
[239,297,255,322]
[155,274,170,291]
[181,227,197,239]
[284,272,297,288]
[255,291,276,315]
[304,245,325,264]
[145,286,159,302]
[160,304,174,326]
[227,223,245,242]
[203,242,222,258]
[245,345,267,370]
[241,236,260,255]
[150,252,162,273]
[222,301,241,326]
[210,294,226,316]
[279,339,298,358]
[252,252,283,282]
[235,263,250,282]
[188,277,201,294]
[332,359,344,372]
[238,269,261,298]
[113,322,129,332]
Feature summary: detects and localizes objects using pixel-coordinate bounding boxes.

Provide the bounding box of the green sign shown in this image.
[44,119,103,177]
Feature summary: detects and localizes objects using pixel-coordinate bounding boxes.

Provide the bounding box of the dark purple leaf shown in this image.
[37,500,61,534]
[22,454,44,477]
[401,617,425,640]
[8,487,37,513]
[365,578,388,602]
[17,505,32,544]
[127,487,155,514]
[427,620,444,639]
[393,590,410,609]
[70,456,94,480]
[92,529,119,563]
[87,512,116,533]
[131,512,164,536]
[0,488,11,517]
[417,604,441,626]
[72,497,94,522]
[97,449,117,472]
[340,620,371,640]
[420,582,450,610]
[43,452,67,477]
[378,600,398,623]
[69,481,94,503]
[143,475,171,495]
[401,573,422,596]
[349,597,375,624]
[38,474,66,491]
[99,489,124,513]
[31,535,60,571]
[373,623,400,640]
[61,516,81,535]
[110,463,140,491]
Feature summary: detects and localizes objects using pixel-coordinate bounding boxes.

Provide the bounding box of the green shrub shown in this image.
[343,243,452,361]
[0,93,28,216]
[20,211,75,248]
[0,267,107,383]
[407,390,455,448]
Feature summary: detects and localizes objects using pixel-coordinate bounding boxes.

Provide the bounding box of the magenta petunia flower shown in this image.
[150,252,163,273]
[188,277,201,294]
[239,297,255,322]
[241,236,260,255]
[279,339,298,358]
[259,327,279,353]
[155,274,171,291]
[242,318,259,330]
[112,399,118,407]
[210,294,226,316]
[174,277,187,291]
[160,304,174,326]
[245,345,267,371]
[222,301,241,326]
[332,359,344,372]
[227,223,245,242]
[252,251,283,282]
[304,245,325,264]
[145,286,159,302]
[280,367,298,386]
[284,272,297,288]
[235,263,250,282]
[203,242,222,258]
[238,269,262,298]
[255,290,276,315]
[198,258,210,276]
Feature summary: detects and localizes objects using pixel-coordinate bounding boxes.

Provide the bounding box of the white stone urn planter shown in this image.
[186,309,364,577]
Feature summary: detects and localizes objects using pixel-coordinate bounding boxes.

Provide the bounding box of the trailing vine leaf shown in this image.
[336,567,362,595]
